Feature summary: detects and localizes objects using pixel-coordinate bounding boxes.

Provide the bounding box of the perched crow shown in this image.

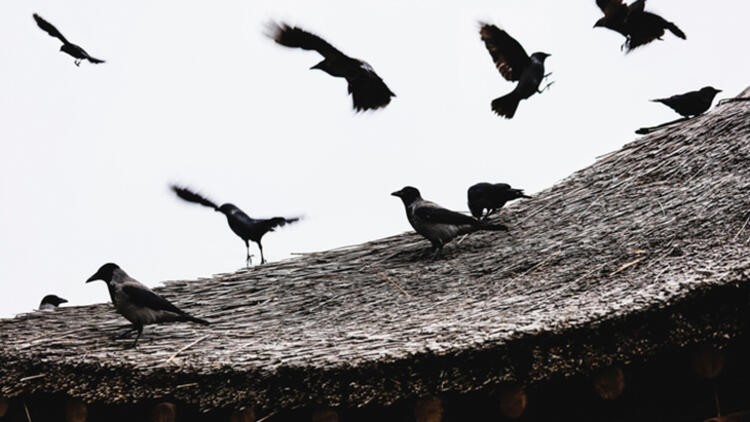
[86,263,208,348]
[171,185,300,266]
[392,186,508,257]
[39,294,67,311]
[479,23,551,119]
[33,13,105,66]
[651,87,722,118]
[594,0,685,52]
[468,182,531,220]
[267,22,395,111]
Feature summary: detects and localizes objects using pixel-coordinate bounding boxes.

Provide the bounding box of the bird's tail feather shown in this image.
[666,22,686,39]
[491,94,520,119]
[182,315,210,325]
[477,222,508,232]
[87,57,105,64]
[171,185,220,210]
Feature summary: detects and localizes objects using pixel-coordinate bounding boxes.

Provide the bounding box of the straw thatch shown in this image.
[2,88,750,413]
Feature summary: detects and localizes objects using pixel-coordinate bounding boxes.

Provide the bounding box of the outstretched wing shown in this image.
[416,205,479,226]
[122,285,185,315]
[33,13,69,44]
[348,67,396,111]
[596,0,628,15]
[479,23,530,81]
[171,185,219,210]
[267,22,346,60]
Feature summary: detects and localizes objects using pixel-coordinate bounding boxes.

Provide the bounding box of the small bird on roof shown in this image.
[39,294,68,311]
[266,21,395,112]
[593,0,685,52]
[651,87,722,118]
[468,182,531,220]
[86,263,208,348]
[171,185,300,266]
[479,23,552,119]
[392,186,508,257]
[33,13,105,66]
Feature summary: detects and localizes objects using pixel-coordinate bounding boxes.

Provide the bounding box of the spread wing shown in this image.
[348,68,396,111]
[33,13,69,44]
[416,205,479,226]
[479,23,530,81]
[267,22,346,60]
[122,285,185,315]
[171,185,219,210]
[596,0,628,15]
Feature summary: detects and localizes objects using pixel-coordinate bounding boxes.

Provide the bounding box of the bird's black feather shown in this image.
[171,185,220,210]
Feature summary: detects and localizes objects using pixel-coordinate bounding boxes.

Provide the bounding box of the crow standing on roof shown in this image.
[468,182,531,220]
[651,87,722,118]
[86,263,208,348]
[39,294,67,311]
[171,185,300,266]
[392,186,508,257]
[479,23,552,119]
[593,0,685,52]
[33,13,105,66]
[267,22,395,112]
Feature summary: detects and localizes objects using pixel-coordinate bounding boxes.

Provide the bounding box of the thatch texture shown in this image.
[2,89,750,413]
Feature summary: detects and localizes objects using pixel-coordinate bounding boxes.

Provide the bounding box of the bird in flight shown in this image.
[267,22,395,112]
[593,0,685,52]
[33,13,105,66]
[479,23,552,119]
[39,294,68,311]
[392,186,508,257]
[86,263,209,348]
[468,182,531,220]
[651,87,722,118]
[171,185,300,266]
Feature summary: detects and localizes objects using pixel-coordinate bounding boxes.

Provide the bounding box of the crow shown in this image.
[33,13,105,66]
[479,23,551,119]
[267,22,395,111]
[171,185,300,266]
[468,182,531,220]
[86,263,209,348]
[39,294,68,311]
[392,186,508,257]
[651,87,722,118]
[594,0,685,52]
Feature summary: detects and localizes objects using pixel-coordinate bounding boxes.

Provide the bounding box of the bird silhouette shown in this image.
[33,13,105,66]
[468,183,531,220]
[651,87,722,118]
[594,0,685,52]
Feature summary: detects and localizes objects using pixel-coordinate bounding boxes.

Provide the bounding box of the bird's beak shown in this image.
[85,274,99,283]
[391,190,402,198]
[60,298,69,304]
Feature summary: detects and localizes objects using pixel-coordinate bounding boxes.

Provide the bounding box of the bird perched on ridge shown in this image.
[86,263,209,348]
[651,87,722,118]
[392,186,508,257]
[171,185,300,266]
[468,182,531,220]
[33,13,105,66]
[266,21,395,111]
[39,294,67,311]
[593,0,685,52]
[479,23,552,119]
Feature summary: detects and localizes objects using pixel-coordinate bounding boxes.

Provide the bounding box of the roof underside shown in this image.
[3,89,750,412]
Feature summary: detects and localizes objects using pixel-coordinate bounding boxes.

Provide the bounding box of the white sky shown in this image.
[1,0,748,317]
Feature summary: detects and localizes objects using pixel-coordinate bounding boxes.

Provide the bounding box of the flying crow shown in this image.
[86,263,208,348]
[33,13,105,66]
[479,23,551,119]
[171,185,300,266]
[594,0,685,52]
[392,186,508,257]
[267,22,395,111]
[468,182,531,220]
[39,294,68,311]
[651,87,722,118]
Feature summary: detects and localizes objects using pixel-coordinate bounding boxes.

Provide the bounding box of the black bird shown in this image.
[651,87,722,118]
[33,13,105,66]
[171,185,300,266]
[39,294,68,311]
[267,22,395,111]
[392,186,508,257]
[468,182,531,220]
[594,0,685,52]
[86,263,208,348]
[479,23,551,119]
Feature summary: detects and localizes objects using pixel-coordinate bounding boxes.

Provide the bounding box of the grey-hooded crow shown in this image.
[86,263,208,348]
[33,13,105,66]
[468,182,531,220]
[267,21,395,111]
[593,0,685,52]
[392,186,508,257]
[651,87,722,118]
[479,23,551,119]
[171,185,300,266]
[39,294,67,311]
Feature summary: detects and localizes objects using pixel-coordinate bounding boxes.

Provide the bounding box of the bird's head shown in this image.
[531,52,551,63]
[41,294,68,307]
[700,86,722,98]
[217,203,239,215]
[310,60,332,73]
[391,186,422,205]
[86,263,120,283]
[593,18,607,28]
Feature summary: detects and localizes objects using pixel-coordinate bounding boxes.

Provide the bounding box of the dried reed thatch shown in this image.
[2,88,750,413]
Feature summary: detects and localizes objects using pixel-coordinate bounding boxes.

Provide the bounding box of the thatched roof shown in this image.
[2,89,750,413]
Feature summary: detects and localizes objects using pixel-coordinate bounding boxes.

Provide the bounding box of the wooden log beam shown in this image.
[230,408,255,422]
[498,386,527,419]
[414,396,442,422]
[151,402,177,422]
[65,398,88,422]
[311,408,338,422]
[0,397,8,417]
[593,366,625,400]
[692,346,725,379]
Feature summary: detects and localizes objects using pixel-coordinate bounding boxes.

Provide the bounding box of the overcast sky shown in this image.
[1,0,748,317]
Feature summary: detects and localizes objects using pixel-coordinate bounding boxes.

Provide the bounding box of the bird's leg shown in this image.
[543,72,553,80]
[74,59,81,67]
[538,81,555,94]
[245,240,252,267]
[258,242,266,265]
[113,325,137,340]
[126,326,143,349]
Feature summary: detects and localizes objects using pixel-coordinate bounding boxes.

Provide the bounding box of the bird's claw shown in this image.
[538,81,555,94]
